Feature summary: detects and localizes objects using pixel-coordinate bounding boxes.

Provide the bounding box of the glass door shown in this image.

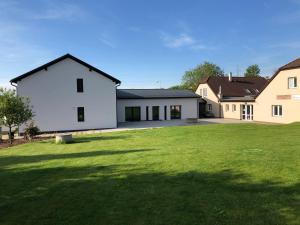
[241,105,253,121]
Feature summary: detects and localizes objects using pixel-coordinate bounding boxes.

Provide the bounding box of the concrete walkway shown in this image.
[38,118,252,138]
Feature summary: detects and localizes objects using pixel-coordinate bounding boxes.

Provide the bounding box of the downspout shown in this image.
[115,83,121,128]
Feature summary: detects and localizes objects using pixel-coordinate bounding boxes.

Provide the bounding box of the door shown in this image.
[241,105,253,120]
[125,107,141,121]
[152,106,159,121]
[199,103,206,118]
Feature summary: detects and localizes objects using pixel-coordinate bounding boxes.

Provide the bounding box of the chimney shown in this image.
[217,85,223,99]
[228,72,233,82]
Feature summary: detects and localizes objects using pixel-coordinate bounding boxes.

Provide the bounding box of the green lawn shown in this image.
[0,123,299,225]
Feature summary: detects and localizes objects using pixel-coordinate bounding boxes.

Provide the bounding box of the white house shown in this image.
[10,54,121,132]
[10,54,202,132]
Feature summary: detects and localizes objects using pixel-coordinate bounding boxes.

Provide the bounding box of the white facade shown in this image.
[117,98,198,122]
[16,58,118,132]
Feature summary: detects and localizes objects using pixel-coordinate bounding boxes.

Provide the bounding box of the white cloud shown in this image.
[160,32,216,51]
[32,2,86,21]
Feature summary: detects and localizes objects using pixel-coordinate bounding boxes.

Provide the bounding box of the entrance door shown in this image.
[241,105,253,120]
[125,107,141,121]
[199,103,206,118]
[152,106,159,121]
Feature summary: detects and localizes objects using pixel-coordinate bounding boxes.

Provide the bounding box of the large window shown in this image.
[288,77,297,89]
[272,105,282,117]
[77,107,85,122]
[77,78,84,92]
[125,107,141,121]
[170,105,181,119]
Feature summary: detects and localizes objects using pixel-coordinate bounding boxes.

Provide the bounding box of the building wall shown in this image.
[117,98,198,122]
[220,102,241,119]
[195,83,220,117]
[16,58,118,132]
[255,68,300,123]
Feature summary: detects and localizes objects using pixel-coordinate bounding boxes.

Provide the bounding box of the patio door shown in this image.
[241,105,253,121]
[152,106,160,121]
[125,107,141,121]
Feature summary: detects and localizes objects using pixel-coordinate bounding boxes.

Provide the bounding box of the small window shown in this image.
[207,104,212,111]
[225,104,229,112]
[170,105,181,119]
[77,79,84,92]
[288,77,297,89]
[146,106,149,121]
[77,107,85,122]
[199,89,203,96]
[232,104,236,112]
[203,88,208,97]
[272,105,282,117]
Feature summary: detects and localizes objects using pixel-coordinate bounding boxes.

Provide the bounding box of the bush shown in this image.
[24,122,40,141]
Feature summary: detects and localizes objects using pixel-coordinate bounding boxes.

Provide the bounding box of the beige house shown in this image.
[196,75,267,120]
[196,57,300,123]
[255,58,300,123]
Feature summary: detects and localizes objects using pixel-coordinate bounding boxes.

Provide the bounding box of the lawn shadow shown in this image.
[0,166,299,225]
[72,135,131,143]
[0,149,155,168]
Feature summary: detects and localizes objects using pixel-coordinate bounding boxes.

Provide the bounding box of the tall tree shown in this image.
[181,62,223,91]
[0,88,33,144]
[244,64,261,77]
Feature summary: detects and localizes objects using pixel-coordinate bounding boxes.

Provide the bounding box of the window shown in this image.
[207,104,212,111]
[125,107,141,121]
[170,105,181,119]
[77,107,85,122]
[288,77,297,89]
[199,89,203,96]
[146,106,149,121]
[272,105,282,117]
[232,104,236,112]
[77,79,84,92]
[203,88,208,97]
[225,104,229,112]
[164,106,167,120]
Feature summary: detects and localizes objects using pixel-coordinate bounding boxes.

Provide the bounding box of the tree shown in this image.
[181,62,224,91]
[244,64,261,77]
[0,88,33,144]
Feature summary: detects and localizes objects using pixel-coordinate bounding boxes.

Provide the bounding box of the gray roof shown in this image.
[117,89,203,100]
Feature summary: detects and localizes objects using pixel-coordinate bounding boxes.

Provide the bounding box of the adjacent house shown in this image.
[195,75,268,120]
[117,89,203,122]
[254,58,300,123]
[10,54,202,132]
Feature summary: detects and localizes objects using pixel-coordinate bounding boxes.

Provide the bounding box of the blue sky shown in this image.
[1,0,300,88]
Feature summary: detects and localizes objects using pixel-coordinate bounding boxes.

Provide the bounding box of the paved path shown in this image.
[38,118,252,138]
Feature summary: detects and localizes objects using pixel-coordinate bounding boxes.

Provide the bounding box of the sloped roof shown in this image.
[117,89,203,100]
[201,76,268,98]
[10,53,121,84]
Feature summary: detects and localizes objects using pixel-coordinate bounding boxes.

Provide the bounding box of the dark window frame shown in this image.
[170,105,181,120]
[77,78,84,92]
[77,107,85,122]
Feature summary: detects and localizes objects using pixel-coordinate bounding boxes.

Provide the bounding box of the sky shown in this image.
[1,0,300,89]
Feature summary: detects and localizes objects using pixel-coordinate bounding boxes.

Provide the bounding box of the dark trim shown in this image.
[220,99,255,102]
[117,97,201,100]
[10,53,121,84]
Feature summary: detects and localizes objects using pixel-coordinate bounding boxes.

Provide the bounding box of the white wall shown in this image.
[16,58,117,132]
[117,98,198,122]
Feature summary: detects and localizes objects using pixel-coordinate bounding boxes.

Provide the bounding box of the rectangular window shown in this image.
[232,104,236,112]
[199,89,202,96]
[125,107,141,121]
[77,79,84,92]
[77,107,85,122]
[164,106,167,120]
[203,88,208,97]
[272,105,282,117]
[225,104,229,112]
[207,104,212,111]
[288,77,297,89]
[146,106,149,121]
[170,105,181,119]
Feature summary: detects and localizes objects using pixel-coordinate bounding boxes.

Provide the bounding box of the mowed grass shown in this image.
[0,123,300,225]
